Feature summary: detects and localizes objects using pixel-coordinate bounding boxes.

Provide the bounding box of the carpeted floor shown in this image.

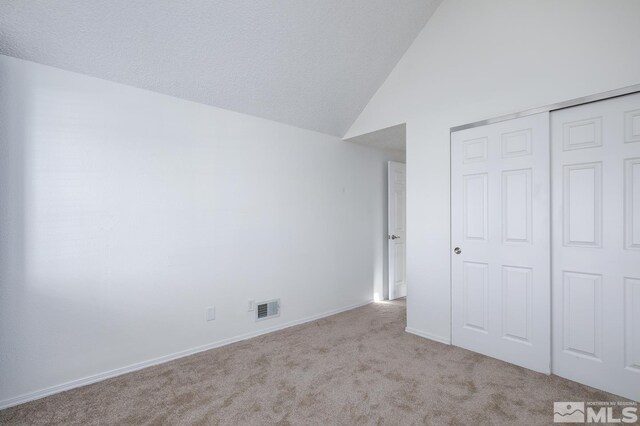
[0,299,631,425]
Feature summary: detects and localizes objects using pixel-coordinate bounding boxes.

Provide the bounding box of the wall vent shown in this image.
[255,299,280,321]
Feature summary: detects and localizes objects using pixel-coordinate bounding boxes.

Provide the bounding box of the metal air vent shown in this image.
[255,299,280,321]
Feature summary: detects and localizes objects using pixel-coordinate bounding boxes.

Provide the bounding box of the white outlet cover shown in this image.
[206,306,215,321]
[248,300,255,312]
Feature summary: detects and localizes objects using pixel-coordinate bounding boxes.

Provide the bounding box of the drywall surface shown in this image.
[345,0,640,343]
[0,55,399,405]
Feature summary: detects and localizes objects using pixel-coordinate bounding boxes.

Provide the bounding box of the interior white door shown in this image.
[551,92,640,401]
[388,161,406,300]
[451,113,550,374]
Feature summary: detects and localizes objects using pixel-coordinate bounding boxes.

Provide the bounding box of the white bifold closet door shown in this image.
[451,112,551,374]
[551,92,640,401]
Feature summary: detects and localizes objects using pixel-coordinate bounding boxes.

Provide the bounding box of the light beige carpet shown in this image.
[0,299,631,425]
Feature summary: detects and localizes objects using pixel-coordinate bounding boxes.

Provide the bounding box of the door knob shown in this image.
[389,235,400,240]
[454,247,461,254]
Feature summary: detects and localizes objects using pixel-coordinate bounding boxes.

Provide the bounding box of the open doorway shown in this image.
[342,123,406,302]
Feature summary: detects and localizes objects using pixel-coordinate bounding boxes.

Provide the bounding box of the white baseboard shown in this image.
[405,327,451,345]
[0,299,373,410]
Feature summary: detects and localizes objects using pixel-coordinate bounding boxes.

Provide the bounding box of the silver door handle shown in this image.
[454,247,461,254]
[389,235,400,240]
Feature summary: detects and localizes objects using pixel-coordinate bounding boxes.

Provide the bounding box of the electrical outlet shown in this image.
[247,300,255,312]
[206,306,215,321]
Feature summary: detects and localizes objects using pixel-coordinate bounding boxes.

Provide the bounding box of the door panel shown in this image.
[388,161,406,300]
[625,277,640,372]
[551,92,640,401]
[463,173,488,241]
[563,162,602,247]
[463,261,488,331]
[562,271,602,359]
[451,112,550,374]
[502,265,532,343]
[625,158,640,249]
[502,169,531,244]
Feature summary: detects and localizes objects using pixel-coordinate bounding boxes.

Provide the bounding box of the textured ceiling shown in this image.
[345,123,406,152]
[0,0,441,136]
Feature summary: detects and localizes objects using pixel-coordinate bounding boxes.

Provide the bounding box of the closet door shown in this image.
[551,92,640,401]
[451,113,550,374]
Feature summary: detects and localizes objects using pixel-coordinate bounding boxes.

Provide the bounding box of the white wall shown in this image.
[345,0,640,343]
[0,54,400,406]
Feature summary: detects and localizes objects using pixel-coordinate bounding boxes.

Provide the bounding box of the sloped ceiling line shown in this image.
[0,0,441,137]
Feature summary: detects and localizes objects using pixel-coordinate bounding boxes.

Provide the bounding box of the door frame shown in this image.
[450,83,640,134]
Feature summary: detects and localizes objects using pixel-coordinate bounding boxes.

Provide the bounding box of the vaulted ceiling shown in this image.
[0,0,441,136]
